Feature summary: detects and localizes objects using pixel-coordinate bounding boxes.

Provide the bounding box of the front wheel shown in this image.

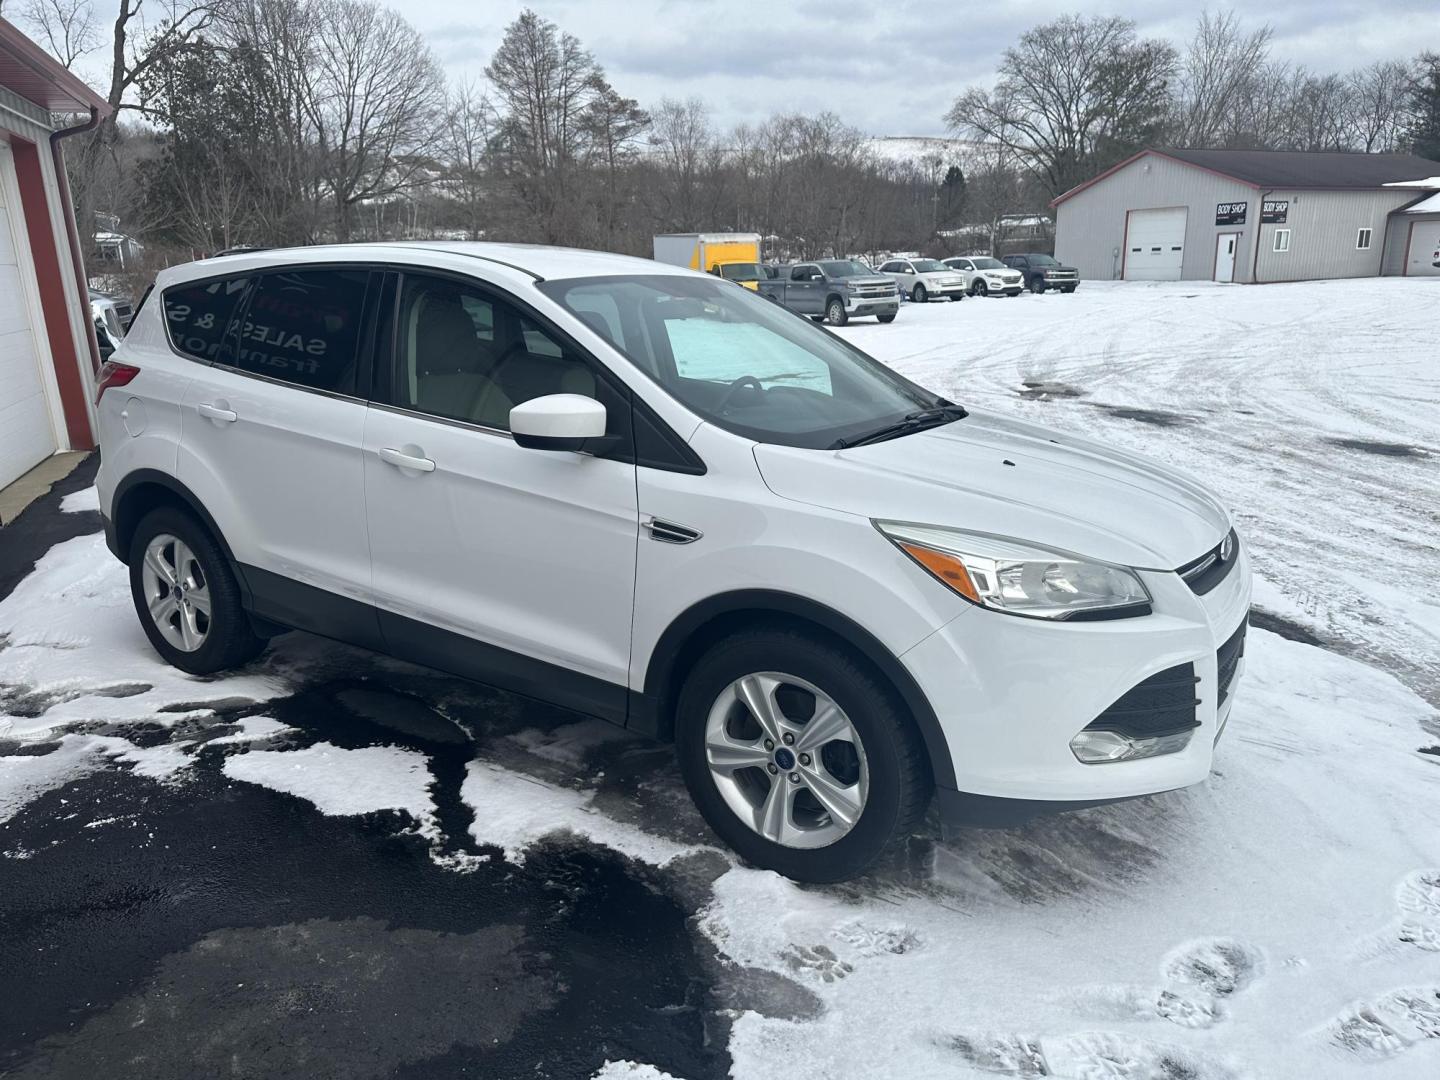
[129,507,265,675]
[1062,286,1077,294]
[1029,277,1046,294]
[911,284,927,303]
[825,298,848,326]
[970,279,988,297]
[877,313,897,323]
[676,628,931,882]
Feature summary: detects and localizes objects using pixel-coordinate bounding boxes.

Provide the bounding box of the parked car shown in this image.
[757,259,899,325]
[90,287,134,339]
[877,258,968,303]
[942,256,1024,297]
[95,243,1249,882]
[1001,253,1080,294]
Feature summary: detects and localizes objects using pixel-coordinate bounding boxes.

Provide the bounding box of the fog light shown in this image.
[1069,729,1193,764]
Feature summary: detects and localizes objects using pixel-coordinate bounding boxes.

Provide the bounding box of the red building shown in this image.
[0,16,109,489]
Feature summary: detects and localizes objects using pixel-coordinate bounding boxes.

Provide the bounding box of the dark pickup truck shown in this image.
[1002,253,1080,294]
[758,259,899,325]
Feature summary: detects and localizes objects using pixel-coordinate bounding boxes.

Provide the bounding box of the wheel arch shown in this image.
[109,470,252,603]
[633,589,957,790]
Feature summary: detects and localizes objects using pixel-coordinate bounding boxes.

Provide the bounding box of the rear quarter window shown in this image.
[236,269,371,394]
[162,276,253,363]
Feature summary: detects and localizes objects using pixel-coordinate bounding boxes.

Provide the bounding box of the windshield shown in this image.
[538,274,949,449]
[817,260,875,278]
[971,257,1005,269]
[718,263,764,281]
[911,259,947,273]
[1027,254,1059,266]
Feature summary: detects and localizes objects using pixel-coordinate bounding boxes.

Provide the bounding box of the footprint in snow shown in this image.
[1352,868,1440,962]
[941,1030,1240,1079]
[1066,938,1262,1030]
[829,919,923,957]
[780,943,853,984]
[1328,987,1440,1061]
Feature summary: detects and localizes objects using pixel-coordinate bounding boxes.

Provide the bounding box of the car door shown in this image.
[362,269,639,719]
[175,265,380,638]
[789,264,822,314]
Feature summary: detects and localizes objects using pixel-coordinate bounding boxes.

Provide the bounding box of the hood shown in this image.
[753,409,1231,569]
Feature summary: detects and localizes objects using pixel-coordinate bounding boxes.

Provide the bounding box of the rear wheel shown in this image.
[971,279,988,297]
[825,297,848,326]
[129,507,265,675]
[911,283,928,303]
[676,627,931,882]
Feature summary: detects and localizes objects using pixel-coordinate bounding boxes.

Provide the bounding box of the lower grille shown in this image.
[1216,620,1247,707]
[1082,662,1200,740]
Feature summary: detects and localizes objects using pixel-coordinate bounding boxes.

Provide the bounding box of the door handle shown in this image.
[197,402,237,423]
[378,446,435,473]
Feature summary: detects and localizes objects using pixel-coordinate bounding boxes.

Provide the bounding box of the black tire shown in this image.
[877,313,897,323]
[675,626,931,883]
[947,294,962,302]
[128,506,265,675]
[825,297,848,326]
[971,279,988,297]
[911,283,927,303]
[1028,276,1046,294]
[1062,286,1077,294]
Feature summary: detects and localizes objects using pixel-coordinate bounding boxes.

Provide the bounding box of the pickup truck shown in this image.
[757,260,899,325]
[1001,253,1080,294]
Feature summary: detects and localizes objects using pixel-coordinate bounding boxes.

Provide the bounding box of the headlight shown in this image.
[875,521,1151,620]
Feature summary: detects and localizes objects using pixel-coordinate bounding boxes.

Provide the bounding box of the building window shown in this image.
[1273,229,1291,253]
[1356,227,1372,250]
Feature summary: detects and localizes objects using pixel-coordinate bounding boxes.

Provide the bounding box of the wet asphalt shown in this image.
[0,459,731,1080]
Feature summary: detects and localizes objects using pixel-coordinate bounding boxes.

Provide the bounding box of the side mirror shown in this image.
[510,394,607,452]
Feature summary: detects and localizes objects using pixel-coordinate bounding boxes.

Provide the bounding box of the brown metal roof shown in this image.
[0,16,109,116]
[1150,148,1440,190]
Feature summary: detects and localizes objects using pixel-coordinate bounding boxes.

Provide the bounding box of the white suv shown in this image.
[877,258,969,303]
[95,243,1250,882]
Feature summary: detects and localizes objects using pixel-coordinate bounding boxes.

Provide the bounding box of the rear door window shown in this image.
[235,269,371,395]
[162,276,254,363]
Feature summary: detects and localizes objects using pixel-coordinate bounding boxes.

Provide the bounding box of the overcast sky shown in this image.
[404,0,1438,137]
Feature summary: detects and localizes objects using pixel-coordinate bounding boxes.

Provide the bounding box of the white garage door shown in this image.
[1404,220,1440,277]
[0,150,58,490]
[1125,207,1188,281]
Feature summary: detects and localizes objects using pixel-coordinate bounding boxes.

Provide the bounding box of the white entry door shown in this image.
[1214,233,1238,282]
[1125,207,1188,281]
[0,144,59,489]
[1404,221,1440,277]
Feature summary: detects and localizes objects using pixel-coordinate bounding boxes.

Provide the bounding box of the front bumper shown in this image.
[905,539,1251,816]
[981,278,1024,296]
[846,296,899,316]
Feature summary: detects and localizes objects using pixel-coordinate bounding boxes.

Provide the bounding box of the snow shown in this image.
[461,760,696,867]
[2,279,1439,1076]
[0,533,285,740]
[222,743,439,839]
[1401,190,1440,213]
[59,486,100,513]
[1385,176,1440,188]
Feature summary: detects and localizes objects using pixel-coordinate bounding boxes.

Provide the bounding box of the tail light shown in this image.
[95,361,140,404]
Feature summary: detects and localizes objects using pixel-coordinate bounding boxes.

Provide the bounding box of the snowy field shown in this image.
[2,279,1439,1079]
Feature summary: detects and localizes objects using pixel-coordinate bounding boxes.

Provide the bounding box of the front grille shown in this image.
[1216,620,1247,707]
[1176,528,1239,595]
[1082,662,1200,740]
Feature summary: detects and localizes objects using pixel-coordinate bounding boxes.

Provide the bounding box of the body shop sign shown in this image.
[1261,200,1289,223]
[1215,201,1247,226]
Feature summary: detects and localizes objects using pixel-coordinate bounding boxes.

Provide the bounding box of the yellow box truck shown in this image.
[652,233,765,289]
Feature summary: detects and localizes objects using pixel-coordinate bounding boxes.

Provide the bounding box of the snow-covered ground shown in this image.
[2,279,1439,1079]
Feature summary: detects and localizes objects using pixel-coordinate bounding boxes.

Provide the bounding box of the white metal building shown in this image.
[1052,148,1440,284]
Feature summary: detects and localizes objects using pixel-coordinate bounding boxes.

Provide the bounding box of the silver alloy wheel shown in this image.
[703,672,870,850]
[140,533,211,652]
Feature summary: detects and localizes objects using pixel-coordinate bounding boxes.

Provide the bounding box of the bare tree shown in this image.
[582,78,647,246]
[1347,60,1412,151]
[305,0,445,241]
[14,0,100,68]
[1171,11,1273,146]
[440,80,494,240]
[946,15,1177,198]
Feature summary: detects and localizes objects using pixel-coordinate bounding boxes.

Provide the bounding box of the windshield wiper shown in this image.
[829,403,967,450]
